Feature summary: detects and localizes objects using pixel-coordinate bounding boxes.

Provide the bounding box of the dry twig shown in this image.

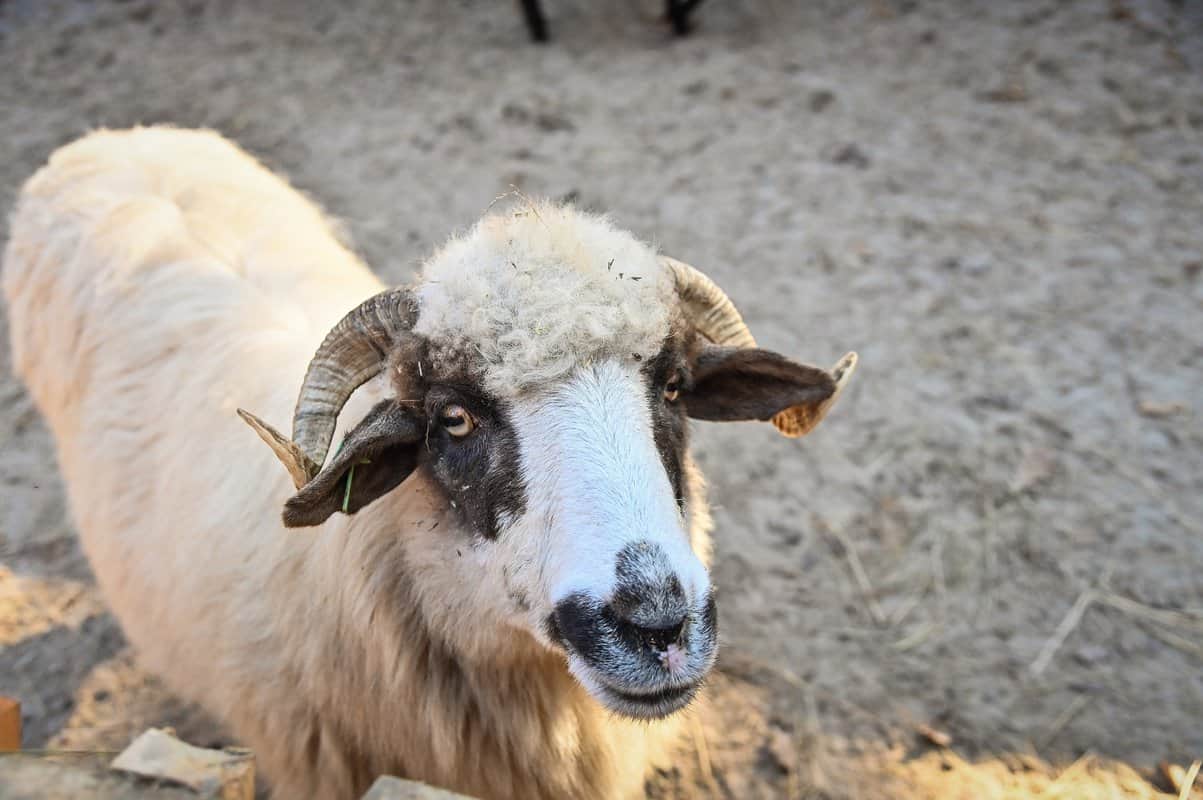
[1031,588,1095,677]
[1038,694,1091,748]
[1162,760,1203,799]
[1178,760,1201,800]
[916,723,952,748]
[817,516,886,626]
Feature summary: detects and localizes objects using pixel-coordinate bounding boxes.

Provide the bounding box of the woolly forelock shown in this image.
[413,203,675,397]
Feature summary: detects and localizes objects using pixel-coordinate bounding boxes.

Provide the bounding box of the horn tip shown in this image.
[237,407,315,490]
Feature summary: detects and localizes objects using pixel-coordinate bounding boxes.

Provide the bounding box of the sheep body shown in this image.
[3,127,687,799]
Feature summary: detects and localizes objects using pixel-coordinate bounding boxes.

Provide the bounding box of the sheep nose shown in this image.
[607,576,689,651]
[611,606,687,651]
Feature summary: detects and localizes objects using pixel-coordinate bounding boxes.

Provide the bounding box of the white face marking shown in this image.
[505,360,710,614]
[397,356,718,716]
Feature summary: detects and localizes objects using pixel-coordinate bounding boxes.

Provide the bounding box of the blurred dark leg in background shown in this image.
[520,0,550,43]
[667,0,705,35]
[519,1,706,42]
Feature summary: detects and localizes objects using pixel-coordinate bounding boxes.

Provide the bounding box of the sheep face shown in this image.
[242,203,856,720]
[390,335,716,720]
[487,342,715,720]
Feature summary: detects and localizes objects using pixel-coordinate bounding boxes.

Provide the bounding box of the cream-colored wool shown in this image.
[415,202,674,396]
[3,126,706,800]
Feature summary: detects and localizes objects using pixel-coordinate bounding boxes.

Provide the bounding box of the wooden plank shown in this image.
[0,697,20,751]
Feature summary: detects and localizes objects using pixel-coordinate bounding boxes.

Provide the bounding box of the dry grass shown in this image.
[714,652,1199,800]
[890,751,1192,800]
[0,568,105,647]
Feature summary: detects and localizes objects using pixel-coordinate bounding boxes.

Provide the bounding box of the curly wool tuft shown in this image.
[413,202,674,397]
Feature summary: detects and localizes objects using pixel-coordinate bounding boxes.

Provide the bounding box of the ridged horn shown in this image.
[662,256,757,349]
[238,288,417,488]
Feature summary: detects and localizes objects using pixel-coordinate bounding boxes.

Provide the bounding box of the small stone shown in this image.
[360,775,478,799]
[534,112,575,133]
[827,143,870,168]
[111,728,254,799]
[1072,644,1109,666]
[809,89,835,112]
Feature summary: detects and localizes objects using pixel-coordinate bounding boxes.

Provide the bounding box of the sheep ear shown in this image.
[280,400,425,528]
[685,347,857,438]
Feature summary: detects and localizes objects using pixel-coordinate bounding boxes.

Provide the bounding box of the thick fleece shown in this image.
[414,203,675,397]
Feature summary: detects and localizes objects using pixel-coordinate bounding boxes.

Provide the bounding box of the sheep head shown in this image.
[239,203,856,719]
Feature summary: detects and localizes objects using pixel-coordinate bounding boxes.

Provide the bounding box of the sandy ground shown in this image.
[1,0,1201,797]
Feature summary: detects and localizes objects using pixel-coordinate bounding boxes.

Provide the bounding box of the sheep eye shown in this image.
[663,376,681,403]
[439,405,475,437]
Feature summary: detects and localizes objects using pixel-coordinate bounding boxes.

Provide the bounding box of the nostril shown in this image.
[611,610,687,653]
[643,618,685,651]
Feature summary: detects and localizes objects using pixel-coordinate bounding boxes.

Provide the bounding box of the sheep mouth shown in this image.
[595,680,701,720]
[552,593,718,720]
[558,636,707,719]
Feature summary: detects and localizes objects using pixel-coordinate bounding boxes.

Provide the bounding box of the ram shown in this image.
[3,127,856,799]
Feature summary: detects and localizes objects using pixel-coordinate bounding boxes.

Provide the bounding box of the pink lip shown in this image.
[657,643,688,675]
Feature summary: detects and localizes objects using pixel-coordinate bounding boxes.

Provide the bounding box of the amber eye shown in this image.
[439,405,475,437]
[663,376,681,403]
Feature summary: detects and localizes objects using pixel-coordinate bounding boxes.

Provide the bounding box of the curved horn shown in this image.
[661,256,757,349]
[291,289,417,465]
[239,288,417,488]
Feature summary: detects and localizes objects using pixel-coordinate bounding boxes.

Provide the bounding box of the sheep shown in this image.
[3,126,856,800]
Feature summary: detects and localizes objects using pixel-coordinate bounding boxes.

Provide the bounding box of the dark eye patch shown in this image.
[421,385,526,541]
[424,384,493,422]
[642,337,690,506]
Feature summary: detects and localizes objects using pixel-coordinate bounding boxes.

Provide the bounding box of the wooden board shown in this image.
[0,697,20,751]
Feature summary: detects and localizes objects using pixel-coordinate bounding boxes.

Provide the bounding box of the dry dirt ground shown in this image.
[1,0,1201,797]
